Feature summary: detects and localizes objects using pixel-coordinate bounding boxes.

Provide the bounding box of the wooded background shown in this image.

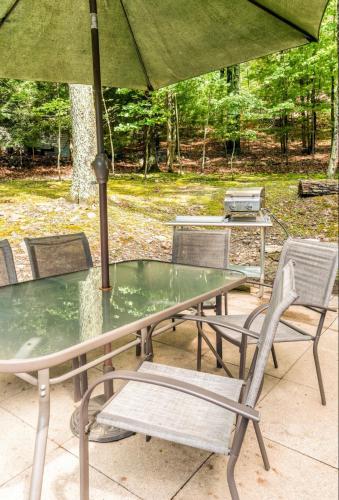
[0,0,337,199]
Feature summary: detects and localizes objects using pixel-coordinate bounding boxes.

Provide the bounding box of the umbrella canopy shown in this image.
[0,0,329,90]
[0,0,329,289]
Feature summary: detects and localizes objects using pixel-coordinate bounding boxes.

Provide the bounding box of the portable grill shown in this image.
[224,187,265,221]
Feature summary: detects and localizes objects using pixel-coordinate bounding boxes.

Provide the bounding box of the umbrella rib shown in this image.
[247,0,318,42]
[0,0,21,28]
[119,0,153,91]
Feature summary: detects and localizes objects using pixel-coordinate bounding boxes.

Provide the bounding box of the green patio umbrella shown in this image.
[0,0,329,289]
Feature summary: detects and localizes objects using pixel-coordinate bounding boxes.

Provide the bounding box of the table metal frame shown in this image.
[166,215,272,297]
[0,260,245,500]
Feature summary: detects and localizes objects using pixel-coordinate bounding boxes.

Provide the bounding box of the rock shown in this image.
[10,214,22,221]
[265,244,282,254]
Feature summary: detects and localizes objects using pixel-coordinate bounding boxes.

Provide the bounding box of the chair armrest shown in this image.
[80,370,259,422]
[174,314,260,340]
[243,303,269,329]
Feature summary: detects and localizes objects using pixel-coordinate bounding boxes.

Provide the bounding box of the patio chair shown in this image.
[179,238,338,405]
[25,232,93,401]
[79,260,298,500]
[135,229,231,356]
[0,239,17,286]
[24,232,93,279]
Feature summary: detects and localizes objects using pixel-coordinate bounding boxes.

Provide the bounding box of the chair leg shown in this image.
[313,339,326,406]
[135,330,142,356]
[239,344,247,380]
[197,326,202,371]
[79,354,88,395]
[216,295,223,368]
[271,345,279,369]
[253,421,270,471]
[227,454,240,500]
[227,418,248,500]
[79,417,90,500]
[72,357,82,403]
[224,292,228,315]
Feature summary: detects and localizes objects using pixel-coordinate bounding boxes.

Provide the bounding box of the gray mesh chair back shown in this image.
[172,229,230,268]
[25,233,93,279]
[274,238,338,308]
[245,260,298,407]
[0,239,17,286]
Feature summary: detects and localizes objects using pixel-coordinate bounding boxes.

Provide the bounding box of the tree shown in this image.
[69,84,97,202]
[165,90,176,172]
[328,0,339,178]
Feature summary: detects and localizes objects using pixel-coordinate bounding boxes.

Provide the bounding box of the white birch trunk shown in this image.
[327,1,339,179]
[69,84,97,202]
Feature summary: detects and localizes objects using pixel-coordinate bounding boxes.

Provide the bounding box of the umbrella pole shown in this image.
[89,0,111,291]
[89,0,115,403]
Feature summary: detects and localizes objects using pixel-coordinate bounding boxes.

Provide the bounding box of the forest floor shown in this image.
[0,163,337,283]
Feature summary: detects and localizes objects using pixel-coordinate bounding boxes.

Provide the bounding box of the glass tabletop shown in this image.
[0,260,243,363]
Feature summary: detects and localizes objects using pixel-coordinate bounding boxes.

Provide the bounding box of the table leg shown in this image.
[216,294,223,368]
[140,327,148,357]
[29,369,50,500]
[259,227,266,298]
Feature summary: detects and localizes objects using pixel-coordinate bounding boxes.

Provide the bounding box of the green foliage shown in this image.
[0,0,337,167]
[0,81,69,152]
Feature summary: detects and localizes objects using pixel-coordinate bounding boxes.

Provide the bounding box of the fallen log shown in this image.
[298,179,339,197]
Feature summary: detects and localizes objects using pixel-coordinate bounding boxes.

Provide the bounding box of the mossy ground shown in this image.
[0,172,337,280]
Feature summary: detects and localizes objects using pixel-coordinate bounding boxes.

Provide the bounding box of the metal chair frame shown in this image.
[78,260,297,500]
[179,238,338,405]
[24,232,93,401]
[0,239,18,286]
[24,232,93,279]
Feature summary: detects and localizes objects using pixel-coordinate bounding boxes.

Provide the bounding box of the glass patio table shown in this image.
[0,259,245,500]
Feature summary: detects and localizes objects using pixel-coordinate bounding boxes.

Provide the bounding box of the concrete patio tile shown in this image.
[0,372,31,403]
[0,447,138,500]
[174,431,338,500]
[153,321,210,355]
[258,379,338,468]
[1,368,101,447]
[284,337,338,397]
[283,304,337,329]
[227,291,268,316]
[200,350,279,401]
[0,407,57,486]
[111,339,199,372]
[199,325,310,379]
[327,315,338,333]
[64,433,209,500]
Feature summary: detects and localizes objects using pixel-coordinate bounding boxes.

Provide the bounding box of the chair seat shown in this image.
[212,314,314,344]
[97,361,244,455]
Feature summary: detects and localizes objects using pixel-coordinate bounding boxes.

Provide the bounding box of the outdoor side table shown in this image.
[0,260,245,500]
[166,214,273,297]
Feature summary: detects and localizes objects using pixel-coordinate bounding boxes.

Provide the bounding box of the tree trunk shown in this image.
[328,0,339,178]
[143,125,160,178]
[299,180,339,196]
[57,123,61,181]
[226,65,241,153]
[174,93,182,174]
[300,81,307,152]
[103,91,115,175]
[69,84,97,203]
[166,91,176,173]
[230,139,236,180]
[310,78,317,155]
[331,74,335,146]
